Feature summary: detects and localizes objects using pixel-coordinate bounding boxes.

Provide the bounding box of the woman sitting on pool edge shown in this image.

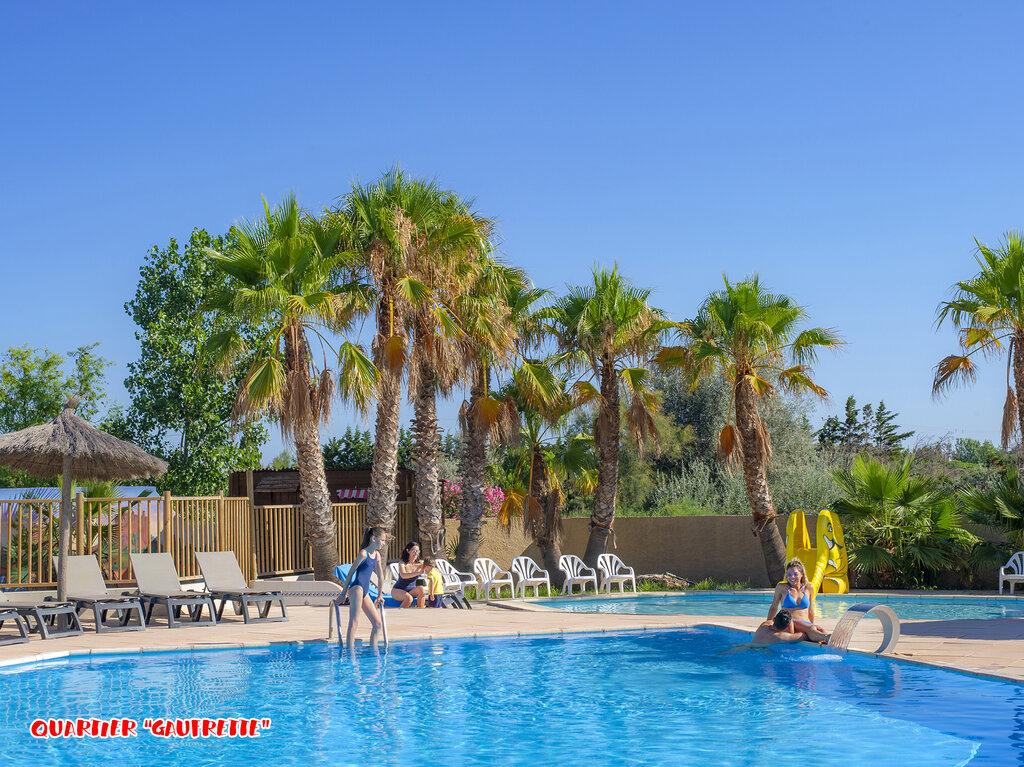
[767,558,830,644]
[392,541,427,608]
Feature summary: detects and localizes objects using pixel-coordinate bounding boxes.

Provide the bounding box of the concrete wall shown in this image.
[445,515,792,587]
[444,516,1009,589]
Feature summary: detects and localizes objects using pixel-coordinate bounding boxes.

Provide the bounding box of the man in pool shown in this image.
[750,609,807,646]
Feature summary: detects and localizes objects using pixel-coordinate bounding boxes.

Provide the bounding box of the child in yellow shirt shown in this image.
[422,558,444,608]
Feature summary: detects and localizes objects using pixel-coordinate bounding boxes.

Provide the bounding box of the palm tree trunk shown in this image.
[283,331,338,581]
[294,417,338,581]
[412,351,444,560]
[584,355,620,569]
[368,300,402,536]
[734,377,787,584]
[1014,331,1024,461]
[456,362,487,571]
[530,448,564,590]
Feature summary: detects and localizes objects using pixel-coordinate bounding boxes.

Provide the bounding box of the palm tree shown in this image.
[406,222,493,560]
[934,232,1024,451]
[496,371,597,585]
[661,275,841,583]
[453,263,547,572]
[338,168,490,540]
[204,194,375,580]
[832,455,978,588]
[542,266,667,569]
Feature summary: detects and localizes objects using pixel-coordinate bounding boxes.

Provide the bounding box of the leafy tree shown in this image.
[0,344,112,488]
[962,467,1024,557]
[0,344,111,433]
[117,229,267,495]
[817,395,913,455]
[204,195,375,580]
[323,427,375,470]
[952,438,1005,467]
[543,265,668,569]
[934,231,1024,450]
[268,451,297,470]
[662,275,841,583]
[871,401,914,454]
[831,455,979,588]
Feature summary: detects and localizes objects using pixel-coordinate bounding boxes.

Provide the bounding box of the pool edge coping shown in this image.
[2,619,1023,687]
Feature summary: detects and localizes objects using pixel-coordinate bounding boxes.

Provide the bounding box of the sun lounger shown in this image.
[558,554,598,595]
[129,553,216,628]
[65,555,145,633]
[510,556,551,598]
[0,591,83,639]
[597,553,637,593]
[195,551,288,624]
[0,609,29,645]
[473,557,514,599]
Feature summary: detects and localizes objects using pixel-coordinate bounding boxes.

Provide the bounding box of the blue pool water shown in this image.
[0,628,1021,765]
[542,592,1024,620]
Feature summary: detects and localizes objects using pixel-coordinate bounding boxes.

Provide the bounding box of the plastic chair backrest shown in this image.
[386,562,401,581]
[474,557,502,580]
[559,554,590,577]
[67,555,111,595]
[597,553,626,576]
[511,556,539,580]
[1006,552,1024,575]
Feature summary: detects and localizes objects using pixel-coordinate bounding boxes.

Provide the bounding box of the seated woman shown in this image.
[391,541,427,608]
[767,558,830,644]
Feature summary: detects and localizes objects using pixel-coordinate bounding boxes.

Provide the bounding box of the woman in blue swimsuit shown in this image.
[340,528,387,649]
[767,558,829,644]
[391,541,426,608]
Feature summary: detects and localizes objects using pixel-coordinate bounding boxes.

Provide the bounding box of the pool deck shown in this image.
[2,592,1024,683]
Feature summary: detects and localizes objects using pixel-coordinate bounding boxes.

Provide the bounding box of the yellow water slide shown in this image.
[784,509,848,594]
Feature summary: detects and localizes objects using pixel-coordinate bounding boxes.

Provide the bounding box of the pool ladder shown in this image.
[827,603,900,655]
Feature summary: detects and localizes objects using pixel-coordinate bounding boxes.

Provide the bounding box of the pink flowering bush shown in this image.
[442,477,504,520]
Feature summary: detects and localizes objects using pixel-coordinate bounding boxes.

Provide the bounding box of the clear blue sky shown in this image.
[2,2,1023,460]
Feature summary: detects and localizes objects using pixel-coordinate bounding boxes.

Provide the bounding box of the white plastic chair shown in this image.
[597,553,637,593]
[558,554,598,595]
[1000,552,1024,594]
[386,561,401,588]
[510,556,551,598]
[436,559,478,593]
[473,558,514,599]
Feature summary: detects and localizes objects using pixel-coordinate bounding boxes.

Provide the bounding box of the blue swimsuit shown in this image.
[350,552,378,594]
[782,587,810,610]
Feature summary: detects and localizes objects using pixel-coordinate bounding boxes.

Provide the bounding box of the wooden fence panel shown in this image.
[0,495,416,588]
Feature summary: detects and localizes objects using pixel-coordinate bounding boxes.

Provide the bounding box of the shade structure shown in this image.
[0,398,168,600]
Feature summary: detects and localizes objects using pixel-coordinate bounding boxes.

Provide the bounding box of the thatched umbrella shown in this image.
[0,398,167,600]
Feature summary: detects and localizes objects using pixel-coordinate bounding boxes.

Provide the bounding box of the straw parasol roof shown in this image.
[0,398,167,601]
[0,399,168,480]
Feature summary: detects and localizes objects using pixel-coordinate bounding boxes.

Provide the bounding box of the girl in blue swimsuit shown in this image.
[340,528,387,649]
[767,558,829,644]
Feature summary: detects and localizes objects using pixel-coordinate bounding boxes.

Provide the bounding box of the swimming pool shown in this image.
[0,628,1021,765]
[541,592,1024,620]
